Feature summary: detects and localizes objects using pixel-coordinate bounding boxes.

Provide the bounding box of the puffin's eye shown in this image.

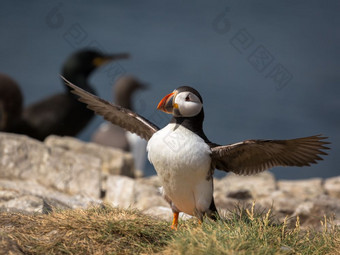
[185,95,190,101]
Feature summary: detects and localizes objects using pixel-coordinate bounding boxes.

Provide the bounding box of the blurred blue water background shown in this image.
[0,0,339,179]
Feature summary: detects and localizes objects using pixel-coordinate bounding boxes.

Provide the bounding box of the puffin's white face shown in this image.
[174,91,202,117]
[157,88,203,117]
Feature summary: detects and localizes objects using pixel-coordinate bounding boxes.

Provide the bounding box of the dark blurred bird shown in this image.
[91,75,148,171]
[0,74,23,132]
[64,79,329,229]
[0,49,129,140]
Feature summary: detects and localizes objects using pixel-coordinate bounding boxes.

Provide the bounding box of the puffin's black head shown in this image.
[157,86,203,117]
[62,49,129,79]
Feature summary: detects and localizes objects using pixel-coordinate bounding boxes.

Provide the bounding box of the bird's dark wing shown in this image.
[62,76,159,141]
[210,135,329,175]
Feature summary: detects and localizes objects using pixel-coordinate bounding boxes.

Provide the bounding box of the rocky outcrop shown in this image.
[0,132,339,230]
[0,132,135,212]
[324,176,340,199]
[44,135,136,178]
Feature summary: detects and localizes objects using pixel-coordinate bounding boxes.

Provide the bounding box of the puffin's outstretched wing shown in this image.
[211,135,329,175]
[62,76,159,141]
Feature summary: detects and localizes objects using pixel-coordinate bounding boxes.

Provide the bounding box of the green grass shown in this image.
[1,203,339,255]
[164,205,339,255]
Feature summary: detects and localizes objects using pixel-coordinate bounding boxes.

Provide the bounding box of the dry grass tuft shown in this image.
[0,205,172,254]
[0,203,339,254]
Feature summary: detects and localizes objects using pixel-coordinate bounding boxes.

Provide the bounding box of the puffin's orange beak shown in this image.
[157,91,178,114]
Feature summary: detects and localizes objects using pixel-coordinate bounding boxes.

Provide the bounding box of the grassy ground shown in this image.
[1,204,339,255]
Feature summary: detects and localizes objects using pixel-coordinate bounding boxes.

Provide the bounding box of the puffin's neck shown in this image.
[170,109,210,142]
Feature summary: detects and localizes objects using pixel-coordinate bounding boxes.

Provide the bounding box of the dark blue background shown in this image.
[1,1,339,179]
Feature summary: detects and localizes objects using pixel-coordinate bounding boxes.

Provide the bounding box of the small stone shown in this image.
[227,190,252,200]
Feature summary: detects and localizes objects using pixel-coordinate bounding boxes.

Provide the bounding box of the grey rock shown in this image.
[0,133,46,180]
[277,178,324,200]
[215,196,259,220]
[0,179,101,213]
[144,206,174,221]
[105,175,135,209]
[144,206,192,221]
[1,132,340,230]
[136,175,162,187]
[45,135,135,177]
[134,180,168,211]
[214,172,276,207]
[324,176,340,199]
[2,194,43,213]
[105,175,168,211]
[38,146,101,198]
[0,133,101,198]
[257,190,302,222]
[292,195,340,229]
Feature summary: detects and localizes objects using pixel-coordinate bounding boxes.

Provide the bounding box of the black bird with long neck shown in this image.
[0,49,129,140]
[63,79,330,230]
[91,76,147,151]
[91,75,148,172]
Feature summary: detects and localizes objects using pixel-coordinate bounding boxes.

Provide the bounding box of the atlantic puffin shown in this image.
[0,49,129,140]
[63,78,329,229]
[91,76,148,172]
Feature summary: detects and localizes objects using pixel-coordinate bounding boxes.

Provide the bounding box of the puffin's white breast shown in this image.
[147,123,212,215]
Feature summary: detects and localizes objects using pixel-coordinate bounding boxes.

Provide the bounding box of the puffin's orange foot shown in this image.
[171,212,179,230]
[171,224,178,230]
